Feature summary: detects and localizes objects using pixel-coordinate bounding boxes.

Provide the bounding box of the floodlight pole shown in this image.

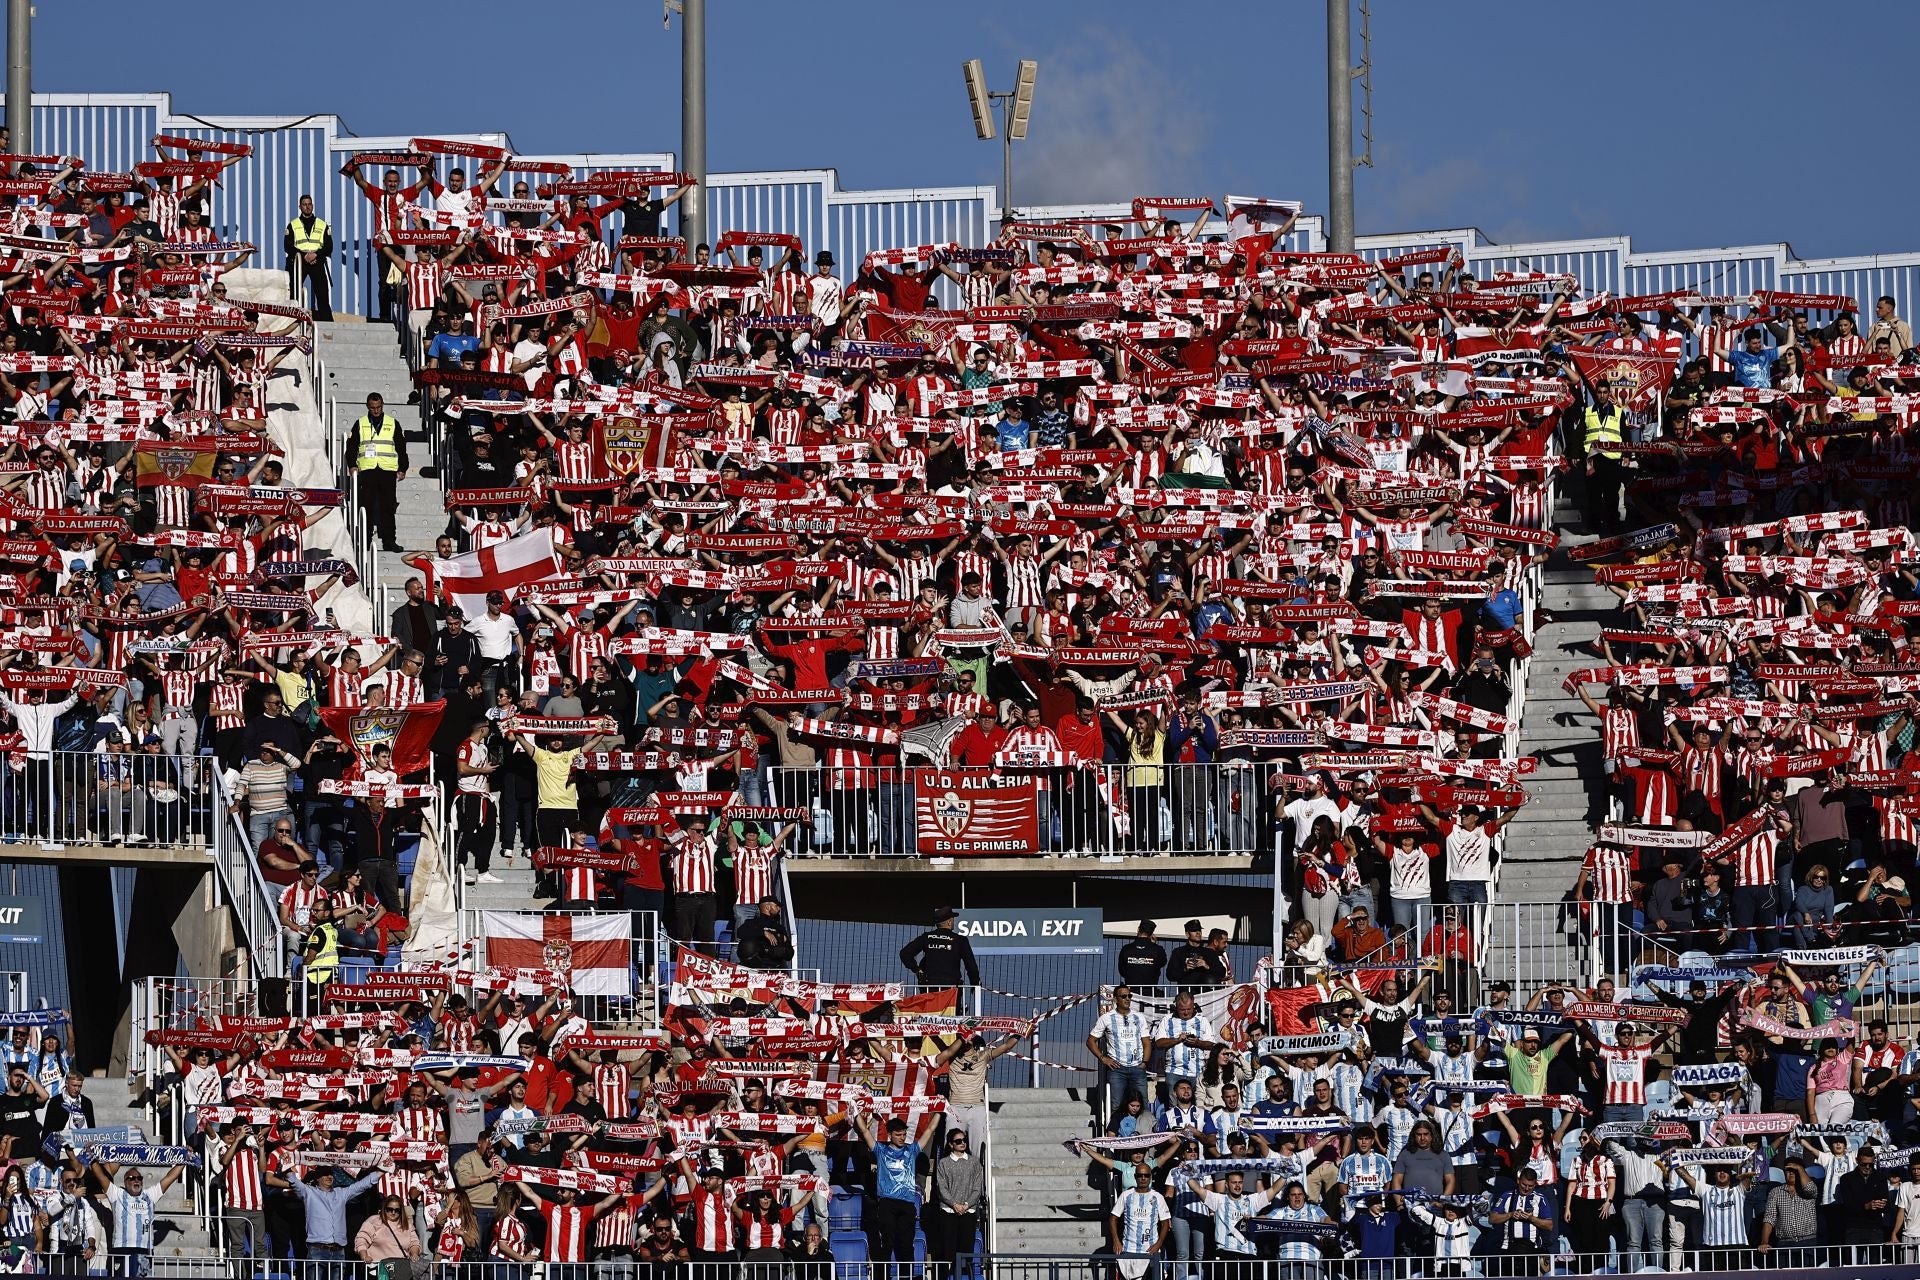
[7,0,29,154]
[1327,0,1354,251]
[990,91,1016,219]
[678,0,707,251]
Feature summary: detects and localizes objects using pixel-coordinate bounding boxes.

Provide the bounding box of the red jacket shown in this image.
[949,722,1008,767]
[1054,713,1104,766]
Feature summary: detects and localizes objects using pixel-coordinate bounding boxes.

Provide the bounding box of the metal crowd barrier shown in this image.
[27,1241,1919,1280]
[766,762,1279,859]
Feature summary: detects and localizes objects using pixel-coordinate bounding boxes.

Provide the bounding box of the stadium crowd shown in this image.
[3,125,1920,1279]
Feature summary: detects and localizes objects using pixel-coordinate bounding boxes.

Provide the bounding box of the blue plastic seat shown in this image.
[828,1185,863,1230]
[1882,944,1920,999]
[829,1234,869,1263]
[335,957,373,986]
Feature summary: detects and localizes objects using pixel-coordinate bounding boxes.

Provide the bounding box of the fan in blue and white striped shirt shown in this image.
[1491,1173,1554,1246]
[1258,1182,1335,1263]
[1110,1171,1172,1256]
[99,1162,186,1253]
[1672,1162,1752,1249]
[1199,1174,1279,1256]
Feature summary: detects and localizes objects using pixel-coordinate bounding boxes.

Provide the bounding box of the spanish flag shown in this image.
[134,439,220,488]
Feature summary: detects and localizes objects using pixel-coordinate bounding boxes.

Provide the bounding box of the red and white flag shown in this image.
[481,911,631,997]
[435,527,563,616]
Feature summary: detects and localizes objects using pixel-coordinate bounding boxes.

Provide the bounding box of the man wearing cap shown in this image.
[1758,1158,1819,1264]
[899,906,980,988]
[675,1157,737,1262]
[1117,921,1167,990]
[936,1024,1025,1152]
[262,1163,385,1266]
[948,702,1009,768]
[1166,921,1224,990]
[806,249,844,329]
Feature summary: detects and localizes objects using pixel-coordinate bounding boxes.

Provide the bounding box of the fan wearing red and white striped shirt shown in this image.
[680,1167,736,1254]
[729,826,787,921]
[1577,844,1634,906]
[671,828,717,896]
[214,1128,266,1213]
[539,1193,609,1264]
[1591,1026,1666,1116]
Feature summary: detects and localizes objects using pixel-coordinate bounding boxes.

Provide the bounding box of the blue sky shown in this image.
[42,2,1920,258]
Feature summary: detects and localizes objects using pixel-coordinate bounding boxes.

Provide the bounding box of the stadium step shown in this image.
[1500,540,1614,901]
[316,321,449,598]
[987,1088,1103,1256]
[457,853,557,911]
[86,1085,219,1257]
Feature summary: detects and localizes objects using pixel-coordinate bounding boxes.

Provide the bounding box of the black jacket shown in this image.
[1117,939,1168,989]
[736,915,795,970]
[899,926,979,986]
[1165,943,1224,988]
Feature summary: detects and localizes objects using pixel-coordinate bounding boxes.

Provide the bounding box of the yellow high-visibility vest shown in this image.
[302,923,339,988]
[355,415,399,472]
[288,216,329,253]
[1583,405,1625,462]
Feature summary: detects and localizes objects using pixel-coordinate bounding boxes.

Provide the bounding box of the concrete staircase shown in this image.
[988,1086,1104,1257]
[1498,561,1613,907]
[89,1080,218,1261]
[459,836,553,913]
[314,319,450,599]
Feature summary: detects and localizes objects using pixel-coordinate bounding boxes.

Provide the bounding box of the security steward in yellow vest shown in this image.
[1577,382,1629,535]
[283,193,334,321]
[299,921,340,990]
[347,393,409,552]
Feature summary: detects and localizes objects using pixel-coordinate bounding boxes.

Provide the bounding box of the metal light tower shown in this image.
[664,0,707,250]
[7,0,29,154]
[1327,0,1373,252]
[963,58,1037,222]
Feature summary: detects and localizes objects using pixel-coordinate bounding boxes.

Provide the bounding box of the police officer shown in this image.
[1165,919,1224,989]
[283,193,334,321]
[1116,919,1168,990]
[346,392,408,552]
[899,905,980,987]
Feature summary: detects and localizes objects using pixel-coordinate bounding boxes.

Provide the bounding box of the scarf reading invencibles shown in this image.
[1777,946,1883,966]
[1661,1147,1755,1167]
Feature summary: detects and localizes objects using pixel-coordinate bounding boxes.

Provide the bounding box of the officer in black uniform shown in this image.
[899,905,980,987]
[1165,919,1225,989]
[1116,919,1168,990]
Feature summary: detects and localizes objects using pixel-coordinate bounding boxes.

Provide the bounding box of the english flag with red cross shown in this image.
[481,911,632,997]
[433,526,564,617]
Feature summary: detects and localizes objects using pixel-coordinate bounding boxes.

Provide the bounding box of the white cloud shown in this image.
[1007,35,1211,211]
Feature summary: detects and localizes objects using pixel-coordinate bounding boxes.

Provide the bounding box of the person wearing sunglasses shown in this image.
[928,1126,985,1268]
[354,1196,424,1268]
